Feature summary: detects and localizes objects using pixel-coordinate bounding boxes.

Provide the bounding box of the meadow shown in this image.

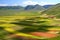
[0,9,60,40]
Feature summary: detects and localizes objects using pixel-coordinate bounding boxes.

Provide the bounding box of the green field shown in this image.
[0,14,60,40]
[0,9,41,16]
[0,5,60,40]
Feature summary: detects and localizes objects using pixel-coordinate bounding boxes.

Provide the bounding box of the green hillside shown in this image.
[42,3,60,18]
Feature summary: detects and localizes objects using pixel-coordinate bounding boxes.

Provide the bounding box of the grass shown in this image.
[0,10,60,40]
[0,9,40,16]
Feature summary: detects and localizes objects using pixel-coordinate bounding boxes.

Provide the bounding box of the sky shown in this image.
[0,0,60,6]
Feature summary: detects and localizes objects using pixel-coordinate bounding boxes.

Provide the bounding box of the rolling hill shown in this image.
[42,3,60,18]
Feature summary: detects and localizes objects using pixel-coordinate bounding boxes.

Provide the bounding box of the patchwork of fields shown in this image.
[0,15,60,40]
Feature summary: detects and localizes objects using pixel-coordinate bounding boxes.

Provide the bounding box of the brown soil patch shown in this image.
[30,32,58,38]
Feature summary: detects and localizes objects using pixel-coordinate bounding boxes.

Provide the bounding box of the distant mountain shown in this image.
[43,5,53,9]
[24,4,45,11]
[0,4,53,11]
[42,3,60,18]
[25,5,34,10]
[0,6,24,10]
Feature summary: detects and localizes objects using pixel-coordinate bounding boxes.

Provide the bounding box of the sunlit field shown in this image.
[0,14,60,40]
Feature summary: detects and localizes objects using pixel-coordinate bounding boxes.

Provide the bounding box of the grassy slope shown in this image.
[42,3,60,18]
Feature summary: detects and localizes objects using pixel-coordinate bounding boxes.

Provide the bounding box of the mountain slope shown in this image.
[43,5,53,9]
[25,4,45,11]
[42,3,60,18]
